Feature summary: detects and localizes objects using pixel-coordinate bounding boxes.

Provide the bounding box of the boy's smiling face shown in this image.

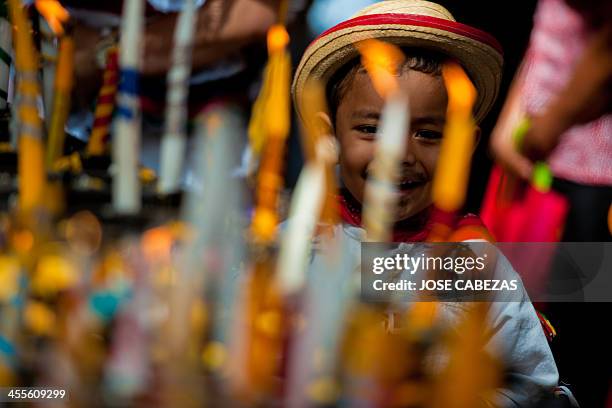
[331,67,450,221]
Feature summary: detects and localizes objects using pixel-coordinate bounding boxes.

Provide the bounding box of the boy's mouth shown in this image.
[397,178,426,192]
[361,170,427,192]
[397,178,426,191]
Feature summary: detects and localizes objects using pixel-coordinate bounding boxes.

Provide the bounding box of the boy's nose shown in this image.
[402,136,417,166]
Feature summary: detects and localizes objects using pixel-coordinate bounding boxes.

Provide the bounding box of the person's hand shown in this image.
[142,0,279,77]
[519,114,565,162]
[489,78,534,181]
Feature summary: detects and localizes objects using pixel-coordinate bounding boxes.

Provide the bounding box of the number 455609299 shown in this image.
[3,388,67,401]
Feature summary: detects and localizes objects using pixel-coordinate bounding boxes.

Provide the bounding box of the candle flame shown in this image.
[356,39,405,99]
[267,24,289,54]
[35,0,70,36]
[442,61,477,114]
[430,61,477,215]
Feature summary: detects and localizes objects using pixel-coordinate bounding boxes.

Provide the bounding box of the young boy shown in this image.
[291,1,561,406]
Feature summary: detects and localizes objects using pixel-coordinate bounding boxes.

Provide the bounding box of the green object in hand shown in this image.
[532,162,553,192]
[511,116,554,192]
[512,116,532,151]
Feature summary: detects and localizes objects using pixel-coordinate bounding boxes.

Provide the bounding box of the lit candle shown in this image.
[35,0,69,127]
[158,0,197,194]
[362,94,409,242]
[247,22,291,176]
[46,36,73,169]
[113,0,145,214]
[357,40,409,242]
[86,47,119,156]
[276,160,326,295]
[231,24,291,401]
[8,0,46,212]
[0,5,11,111]
[276,80,336,295]
[432,61,477,213]
[249,24,291,243]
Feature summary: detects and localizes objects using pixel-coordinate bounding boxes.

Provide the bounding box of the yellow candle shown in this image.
[250,24,291,243]
[238,24,291,402]
[432,61,477,213]
[247,24,290,171]
[8,0,46,212]
[35,0,69,36]
[46,36,74,169]
[86,47,118,156]
[35,1,69,128]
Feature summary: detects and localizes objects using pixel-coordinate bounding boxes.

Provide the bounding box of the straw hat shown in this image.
[292,0,503,123]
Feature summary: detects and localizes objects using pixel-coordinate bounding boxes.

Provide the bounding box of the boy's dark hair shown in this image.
[326,47,446,125]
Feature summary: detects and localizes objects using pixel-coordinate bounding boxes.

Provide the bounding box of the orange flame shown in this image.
[442,61,477,114]
[356,39,405,99]
[267,24,289,54]
[35,0,70,36]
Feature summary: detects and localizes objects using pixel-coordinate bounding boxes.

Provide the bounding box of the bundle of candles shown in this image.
[0,1,547,407]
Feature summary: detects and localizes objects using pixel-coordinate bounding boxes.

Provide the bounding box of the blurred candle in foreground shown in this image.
[233,24,291,401]
[357,39,408,242]
[249,24,291,242]
[46,36,74,169]
[158,0,197,194]
[0,5,11,111]
[432,61,477,213]
[432,304,501,408]
[8,0,46,212]
[276,160,325,295]
[113,0,145,214]
[276,80,335,296]
[35,0,69,127]
[247,23,291,178]
[86,47,119,156]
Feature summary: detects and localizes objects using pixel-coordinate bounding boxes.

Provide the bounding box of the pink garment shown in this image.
[520,0,612,186]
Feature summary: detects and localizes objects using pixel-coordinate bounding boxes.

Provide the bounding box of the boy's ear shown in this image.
[316,111,335,135]
[473,126,482,154]
[314,112,339,164]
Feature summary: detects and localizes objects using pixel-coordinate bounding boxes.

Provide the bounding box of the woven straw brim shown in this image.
[293,20,503,124]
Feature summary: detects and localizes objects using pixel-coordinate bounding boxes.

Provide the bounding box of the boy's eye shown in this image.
[355,124,378,135]
[415,129,443,140]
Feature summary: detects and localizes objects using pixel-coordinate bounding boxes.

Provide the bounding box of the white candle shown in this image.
[158,0,198,194]
[170,106,243,352]
[276,160,326,295]
[113,0,145,214]
[362,93,410,242]
[285,232,356,408]
[39,16,57,128]
[0,15,11,111]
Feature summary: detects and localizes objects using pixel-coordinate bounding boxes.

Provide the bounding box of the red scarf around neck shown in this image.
[337,188,490,242]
